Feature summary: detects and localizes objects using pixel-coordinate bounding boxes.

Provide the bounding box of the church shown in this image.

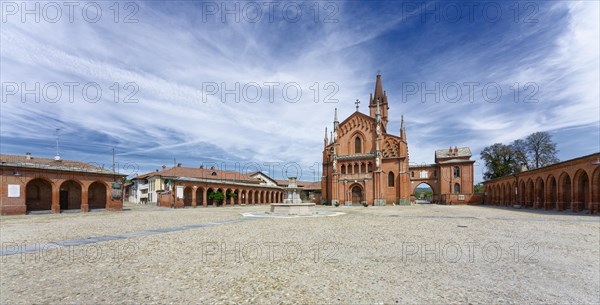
[321,74,478,206]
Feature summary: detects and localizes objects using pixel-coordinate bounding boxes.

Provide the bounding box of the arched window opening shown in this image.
[388,172,395,187]
[454,183,461,194]
[453,167,460,178]
[355,136,362,154]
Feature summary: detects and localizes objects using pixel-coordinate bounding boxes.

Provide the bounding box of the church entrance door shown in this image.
[351,185,363,205]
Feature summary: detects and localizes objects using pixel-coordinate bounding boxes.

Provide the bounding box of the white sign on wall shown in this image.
[176,186,184,199]
[8,184,20,197]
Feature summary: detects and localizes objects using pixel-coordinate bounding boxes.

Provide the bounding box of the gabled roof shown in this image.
[250,171,278,185]
[337,111,375,128]
[0,154,123,176]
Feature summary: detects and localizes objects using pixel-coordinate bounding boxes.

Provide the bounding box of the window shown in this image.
[420,170,428,179]
[211,172,217,176]
[411,171,414,178]
[341,165,346,174]
[353,163,359,174]
[433,170,437,177]
[368,163,373,172]
[355,136,362,154]
[388,172,395,187]
[453,167,460,178]
[454,183,461,194]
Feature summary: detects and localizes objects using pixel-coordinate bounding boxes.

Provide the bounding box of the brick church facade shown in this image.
[321,74,478,206]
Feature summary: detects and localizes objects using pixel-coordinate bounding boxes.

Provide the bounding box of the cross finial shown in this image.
[355,99,360,112]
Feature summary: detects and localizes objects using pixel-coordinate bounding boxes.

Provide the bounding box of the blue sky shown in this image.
[1,0,598,183]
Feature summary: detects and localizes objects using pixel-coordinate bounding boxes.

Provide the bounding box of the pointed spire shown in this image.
[334,108,338,122]
[400,115,407,141]
[373,74,384,105]
[330,131,333,145]
[324,127,328,146]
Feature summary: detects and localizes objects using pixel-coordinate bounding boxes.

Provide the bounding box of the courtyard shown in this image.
[1,203,599,304]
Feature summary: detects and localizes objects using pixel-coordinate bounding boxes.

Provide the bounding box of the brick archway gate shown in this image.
[410,181,438,202]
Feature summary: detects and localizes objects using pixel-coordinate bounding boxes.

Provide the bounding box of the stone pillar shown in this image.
[202,189,207,207]
[51,184,60,214]
[192,187,197,208]
[81,186,89,212]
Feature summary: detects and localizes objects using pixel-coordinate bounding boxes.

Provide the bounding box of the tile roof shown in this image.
[435,147,472,159]
[0,154,121,175]
[275,179,321,190]
[135,166,261,183]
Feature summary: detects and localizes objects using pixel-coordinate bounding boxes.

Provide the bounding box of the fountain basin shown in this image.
[270,203,316,216]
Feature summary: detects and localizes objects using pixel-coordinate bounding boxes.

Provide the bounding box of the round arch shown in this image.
[573,169,590,211]
[592,167,600,213]
[411,181,437,203]
[26,178,53,212]
[518,180,526,205]
[88,181,108,210]
[347,131,367,154]
[206,188,215,206]
[183,186,193,207]
[558,172,572,210]
[526,179,534,208]
[535,177,544,209]
[546,175,558,210]
[196,187,205,207]
[59,180,83,210]
[348,183,364,206]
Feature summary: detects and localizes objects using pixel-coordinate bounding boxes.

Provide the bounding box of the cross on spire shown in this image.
[355,99,360,112]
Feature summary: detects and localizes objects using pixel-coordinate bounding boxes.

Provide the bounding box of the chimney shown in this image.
[25,152,32,160]
[199,165,204,169]
[177,163,182,167]
[454,146,458,156]
[210,166,215,170]
[162,165,166,170]
[449,147,452,155]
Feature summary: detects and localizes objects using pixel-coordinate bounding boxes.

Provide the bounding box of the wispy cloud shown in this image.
[1,1,598,182]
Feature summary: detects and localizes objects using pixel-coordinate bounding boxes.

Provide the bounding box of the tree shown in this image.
[510,139,529,172]
[480,143,515,180]
[526,131,559,169]
[474,183,484,193]
[209,191,224,203]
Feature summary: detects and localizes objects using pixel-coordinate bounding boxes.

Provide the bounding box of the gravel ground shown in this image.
[1,203,599,304]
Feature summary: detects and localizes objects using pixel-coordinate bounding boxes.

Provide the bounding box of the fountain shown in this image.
[270,177,316,216]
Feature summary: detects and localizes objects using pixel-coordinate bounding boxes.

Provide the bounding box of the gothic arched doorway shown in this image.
[350,184,363,206]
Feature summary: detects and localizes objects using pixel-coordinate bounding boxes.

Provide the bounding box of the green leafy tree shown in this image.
[474,183,484,193]
[209,191,224,203]
[481,132,560,180]
[480,143,515,180]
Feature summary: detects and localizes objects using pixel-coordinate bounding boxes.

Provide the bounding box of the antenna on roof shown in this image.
[54,128,61,161]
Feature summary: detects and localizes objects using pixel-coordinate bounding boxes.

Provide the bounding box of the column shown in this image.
[192,187,197,208]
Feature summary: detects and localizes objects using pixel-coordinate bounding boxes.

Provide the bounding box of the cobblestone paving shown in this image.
[1,203,598,304]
